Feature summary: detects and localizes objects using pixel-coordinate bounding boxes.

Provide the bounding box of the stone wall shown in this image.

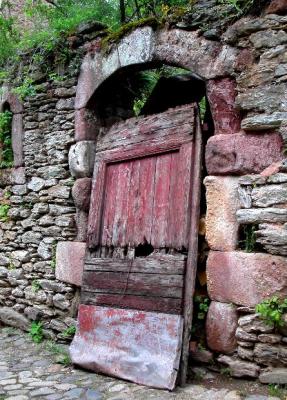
[204,162,287,383]
[0,79,79,340]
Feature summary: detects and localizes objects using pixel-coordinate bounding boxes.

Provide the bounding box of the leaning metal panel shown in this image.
[70,305,183,390]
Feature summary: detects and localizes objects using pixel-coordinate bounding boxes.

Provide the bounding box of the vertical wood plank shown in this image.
[101,163,119,247]
[112,161,132,247]
[151,153,172,248]
[87,160,106,247]
[126,159,141,247]
[167,152,180,248]
[178,143,194,248]
[134,156,157,245]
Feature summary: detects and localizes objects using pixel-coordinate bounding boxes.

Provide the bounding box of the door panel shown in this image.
[70,104,202,389]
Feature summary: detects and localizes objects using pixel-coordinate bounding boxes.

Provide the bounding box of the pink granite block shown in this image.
[206,133,283,175]
[207,251,287,307]
[55,241,86,287]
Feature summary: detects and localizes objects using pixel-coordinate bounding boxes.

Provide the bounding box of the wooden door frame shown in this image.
[180,111,203,385]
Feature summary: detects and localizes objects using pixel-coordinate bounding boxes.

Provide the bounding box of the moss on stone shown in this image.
[101,17,160,53]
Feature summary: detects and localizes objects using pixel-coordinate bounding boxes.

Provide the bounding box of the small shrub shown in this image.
[31,280,41,293]
[46,340,72,366]
[194,295,210,320]
[50,241,57,270]
[220,367,231,376]
[0,204,10,222]
[256,296,287,328]
[29,321,44,343]
[62,326,76,337]
[268,383,287,400]
[242,225,257,252]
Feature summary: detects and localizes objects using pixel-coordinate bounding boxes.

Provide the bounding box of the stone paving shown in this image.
[0,327,282,400]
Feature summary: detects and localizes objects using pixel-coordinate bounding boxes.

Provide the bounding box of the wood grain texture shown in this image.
[87,160,106,247]
[97,104,195,152]
[85,254,186,274]
[81,292,183,314]
[180,108,203,385]
[82,271,183,298]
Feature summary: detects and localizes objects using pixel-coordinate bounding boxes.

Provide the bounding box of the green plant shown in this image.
[219,0,255,16]
[242,225,256,252]
[0,110,13,169]
[132,66,189,116]
[268,384,287,400]
[31,280,41,293]
[199,96,207,122]
[29,321,44,343]
[7,256,15,270]
[62,325,76,337]
[12,77,36,101]
[0,204,10,222]
[256,296,287,328]
[50,241,57,270]
[194,295,210,320]
[46,340,72,366]
[220,367,231,376]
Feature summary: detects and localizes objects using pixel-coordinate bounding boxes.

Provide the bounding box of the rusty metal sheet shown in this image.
[70,305,183,390]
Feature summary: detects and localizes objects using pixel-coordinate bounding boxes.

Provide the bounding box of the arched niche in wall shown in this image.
[0,89,24,168]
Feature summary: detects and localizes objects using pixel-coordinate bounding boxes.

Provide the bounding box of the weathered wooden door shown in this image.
[70,104,202,389]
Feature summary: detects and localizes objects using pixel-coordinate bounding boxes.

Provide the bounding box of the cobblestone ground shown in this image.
[0,328,282,400]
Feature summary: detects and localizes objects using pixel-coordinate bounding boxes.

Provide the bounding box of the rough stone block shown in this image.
[207,251,287,306]
[206,78,241,135]
[72,178,92,212]
[266,0,287,14]
[252,184,287,207]
[118,27,155,67]
[206,301,238,354]
[206,133,283,175]
[254,343,287,366]
[75,108,100,141]
[68,141,96,178]
[236,208,287,224]
[204,176,240,251]
[75,210,89,242]
[241,112,287,131]
[259,368,287,384]
[55,241,86,287]
[218,355,260,378]
[0,307,30,331]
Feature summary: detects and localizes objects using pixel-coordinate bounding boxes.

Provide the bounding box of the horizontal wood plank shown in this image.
[82,271,183,298]
[81,292,183,314]
[85,254,186,275]
[97,105,195,153]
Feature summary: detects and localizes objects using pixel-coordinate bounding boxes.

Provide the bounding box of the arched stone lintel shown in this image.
[75,27,239,111]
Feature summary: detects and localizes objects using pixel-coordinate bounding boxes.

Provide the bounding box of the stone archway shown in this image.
[74,27,241,142]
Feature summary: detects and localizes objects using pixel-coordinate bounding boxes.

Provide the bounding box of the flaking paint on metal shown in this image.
[70,305,183,390]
